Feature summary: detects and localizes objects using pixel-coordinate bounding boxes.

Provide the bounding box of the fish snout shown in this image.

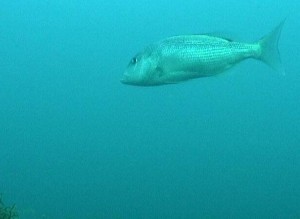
[120,73,130,84]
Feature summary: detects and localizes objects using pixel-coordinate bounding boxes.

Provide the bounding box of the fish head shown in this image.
[121,48,161,86]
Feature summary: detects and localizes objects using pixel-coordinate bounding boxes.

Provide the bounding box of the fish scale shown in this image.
[156,37,255,75]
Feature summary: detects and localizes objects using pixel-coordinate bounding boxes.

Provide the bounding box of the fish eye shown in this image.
[131,57,138,64]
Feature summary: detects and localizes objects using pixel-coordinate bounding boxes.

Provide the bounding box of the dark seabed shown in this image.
[0,0,300,218]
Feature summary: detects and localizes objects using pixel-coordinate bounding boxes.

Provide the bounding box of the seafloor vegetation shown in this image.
[0,195,18,219]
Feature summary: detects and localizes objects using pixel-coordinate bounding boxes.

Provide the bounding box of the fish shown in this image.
[121,21,285,86]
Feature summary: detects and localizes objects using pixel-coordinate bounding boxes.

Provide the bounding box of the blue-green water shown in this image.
[1,1,299,218]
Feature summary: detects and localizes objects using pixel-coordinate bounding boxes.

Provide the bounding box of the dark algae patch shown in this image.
[0,195,18,219]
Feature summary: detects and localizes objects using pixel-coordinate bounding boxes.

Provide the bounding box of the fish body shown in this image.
[121,22,284,86]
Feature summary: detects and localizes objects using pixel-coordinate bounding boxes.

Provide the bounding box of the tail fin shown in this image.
[258,20,285,75]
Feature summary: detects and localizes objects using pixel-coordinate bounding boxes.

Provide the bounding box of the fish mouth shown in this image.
[120,77,131,85]
[120,73,132,85]
[120,73,147,86]
[120,78,128,84]
[120,77,141,86]
[120,75,128,84]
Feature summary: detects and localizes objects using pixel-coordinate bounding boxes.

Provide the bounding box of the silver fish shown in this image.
[121,21,284,86]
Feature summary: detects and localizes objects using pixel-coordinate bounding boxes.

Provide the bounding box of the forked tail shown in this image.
[258,20,285,75]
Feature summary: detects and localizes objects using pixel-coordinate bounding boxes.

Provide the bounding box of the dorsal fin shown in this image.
[200,33,234,42]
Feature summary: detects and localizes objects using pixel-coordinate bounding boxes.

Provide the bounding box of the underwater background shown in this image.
[0,0,299,218]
